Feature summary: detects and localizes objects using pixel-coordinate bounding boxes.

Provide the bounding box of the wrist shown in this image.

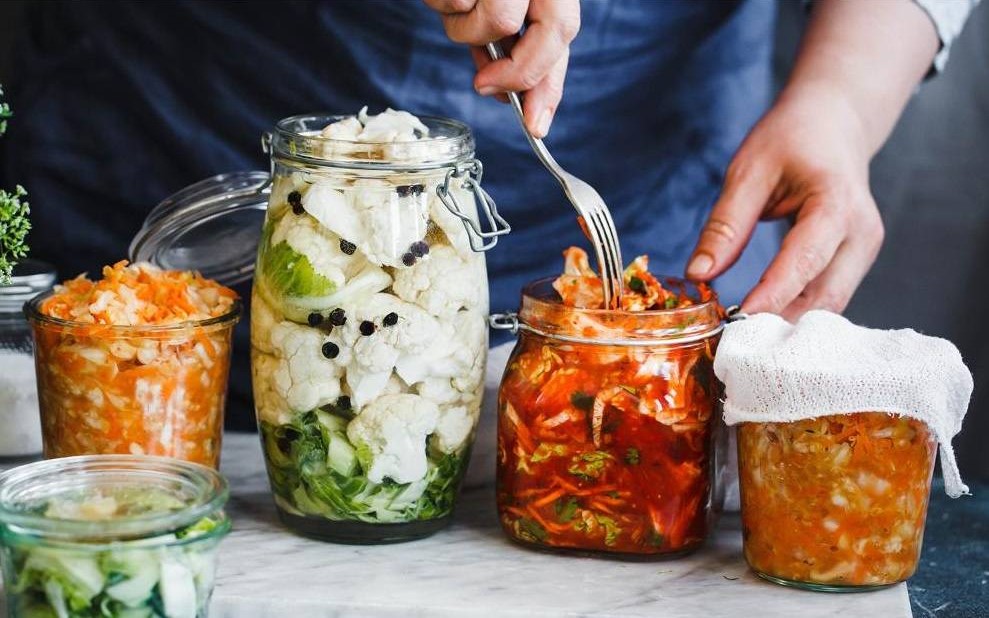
[775,79,874,164]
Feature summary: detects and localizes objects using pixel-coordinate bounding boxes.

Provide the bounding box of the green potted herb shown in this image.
[0,85,30,283]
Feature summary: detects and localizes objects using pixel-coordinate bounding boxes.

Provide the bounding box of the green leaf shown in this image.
[530,442,568,463]
[624,447,640,465]
[260,239,336,299]
[628,276,645,293]
[554,497,579,523]
[664,296,678,309]
[515,517,548,543]
[567,451,613,481]
[0,85,11,136]
[647,529,666,548]
[570,391,594,412]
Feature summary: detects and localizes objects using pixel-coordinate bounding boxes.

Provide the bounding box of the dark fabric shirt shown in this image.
[1,0,782,428]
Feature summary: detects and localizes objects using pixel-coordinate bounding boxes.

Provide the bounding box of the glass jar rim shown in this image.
[271,112,476,169]
[0,455,229,544]
[517,277,723,345]
[24,290,242,334]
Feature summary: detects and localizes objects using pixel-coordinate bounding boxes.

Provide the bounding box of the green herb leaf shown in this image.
[0,184,30,285]
[0,86,10,136]
[664,296,678,309]
[628,276,646,294]
[570,391,594,412]
[647,529,666,548]
[554,497,579,523]
[624,447,640,465]
[567,451,614,480]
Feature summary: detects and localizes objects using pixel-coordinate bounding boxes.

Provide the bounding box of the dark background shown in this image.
[0,2,987,483]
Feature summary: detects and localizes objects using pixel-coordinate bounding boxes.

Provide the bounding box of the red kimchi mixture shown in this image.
[738,412,936,587]
[496,248,721,555]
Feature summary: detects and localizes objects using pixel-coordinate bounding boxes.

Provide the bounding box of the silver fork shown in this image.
[485,42,624,309]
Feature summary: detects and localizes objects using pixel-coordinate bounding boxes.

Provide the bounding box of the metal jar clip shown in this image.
[437,159,511,252]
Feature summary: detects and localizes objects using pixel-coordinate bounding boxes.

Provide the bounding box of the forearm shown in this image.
[780,0,939,157]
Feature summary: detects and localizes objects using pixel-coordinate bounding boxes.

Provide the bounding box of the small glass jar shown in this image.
[251,114,507,543]
[0,260,55,458]
[737,412,937,591]
[25,295,240,468]
[494,278,724,556]
[0,455,230,617]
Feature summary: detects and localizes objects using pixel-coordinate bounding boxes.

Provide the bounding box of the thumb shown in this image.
[686,156,778,281]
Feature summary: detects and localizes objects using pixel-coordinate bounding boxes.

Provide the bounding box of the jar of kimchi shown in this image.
[738,412,937,591]
[494,276,724,556]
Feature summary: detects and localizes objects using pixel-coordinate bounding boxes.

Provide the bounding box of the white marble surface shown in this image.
[212,433,911,618]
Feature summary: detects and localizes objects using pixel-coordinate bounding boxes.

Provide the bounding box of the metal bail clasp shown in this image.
[488,312,520,334]
[436,159,511,252]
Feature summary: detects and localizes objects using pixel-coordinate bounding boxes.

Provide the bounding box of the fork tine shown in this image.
[585,208,623,309]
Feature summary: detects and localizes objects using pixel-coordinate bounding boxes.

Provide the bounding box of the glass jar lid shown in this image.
[0,259,56,314]
[499,277,723,346]
[0,455,228,543]
[129,171,269,286]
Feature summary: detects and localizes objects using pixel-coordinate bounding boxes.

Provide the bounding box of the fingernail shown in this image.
[477,85,498,96]
[687,253,714,278]
[534,110,552,138]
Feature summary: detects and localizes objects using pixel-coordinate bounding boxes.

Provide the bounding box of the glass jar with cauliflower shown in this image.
[26,262,240,468]
[252,109,493,542]
[496,248,725,556]
[738,412,937,590]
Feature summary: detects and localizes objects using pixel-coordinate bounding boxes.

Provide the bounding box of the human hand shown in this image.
[685,86,885,321]
[423,0,579,138]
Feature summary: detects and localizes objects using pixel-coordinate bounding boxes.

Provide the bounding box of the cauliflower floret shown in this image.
[302,177,428,268]
[351,179,429,268]
[250,291,280,355]
[416,377,465,406]
[269,321,348,412]
[251,352,293,425]
[356,107,429,142]
[428,187,481,257]
[272,208,366,284]
[346,394,439,484]
[320,116,363,141]
[395,310,487,387]
[432,405,476,454]
[342,293,441,406]
[392,245,486,317]
[302,181,367,249]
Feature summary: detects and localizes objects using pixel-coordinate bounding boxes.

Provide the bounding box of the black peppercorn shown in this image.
[382,312,399,327]
[307,312,323,327]
[402,252,417,267]
[396,184,424,198]
[410,241,429,258]
[336,395,352,410]
[321,342,340,359]
[339,239,357,255]
[288,191,304,215]
[359,320,376,336]
[328,308,347,326]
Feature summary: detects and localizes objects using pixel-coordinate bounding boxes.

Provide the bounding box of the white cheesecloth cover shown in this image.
[713,310,973,498]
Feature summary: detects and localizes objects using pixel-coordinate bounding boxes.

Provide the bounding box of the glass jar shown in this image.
[0,455,230,617]
[25,295,240,468]
[494,278,724,556]
[0,260,55,458]
[737,412,937,591]
[250,114,506,543]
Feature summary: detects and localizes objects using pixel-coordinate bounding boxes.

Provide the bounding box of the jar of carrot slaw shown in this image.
[737,412,937,591]
[493,277,725,556]
[25,262,240,469]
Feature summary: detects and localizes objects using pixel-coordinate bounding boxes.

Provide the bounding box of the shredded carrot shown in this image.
[31,261,239,468]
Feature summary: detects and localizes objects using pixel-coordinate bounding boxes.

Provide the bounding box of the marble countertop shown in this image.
[212,432,911,618]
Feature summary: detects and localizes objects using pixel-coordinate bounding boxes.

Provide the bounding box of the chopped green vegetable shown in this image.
[3,514,221,618]
[260,412,467,524]
[530,442,568,463]
[575,512,622,547]
[570,391,594,412]
[514,517,548,543]
[554,497,579,523]
[567,451,614,481]
[624,447,641,465]
[647,529,666,548]
[628,276,646,293]
[260,240,337,299]
[664,296,678,309]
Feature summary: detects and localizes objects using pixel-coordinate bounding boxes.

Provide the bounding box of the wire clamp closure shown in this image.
[437,159,511,252]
